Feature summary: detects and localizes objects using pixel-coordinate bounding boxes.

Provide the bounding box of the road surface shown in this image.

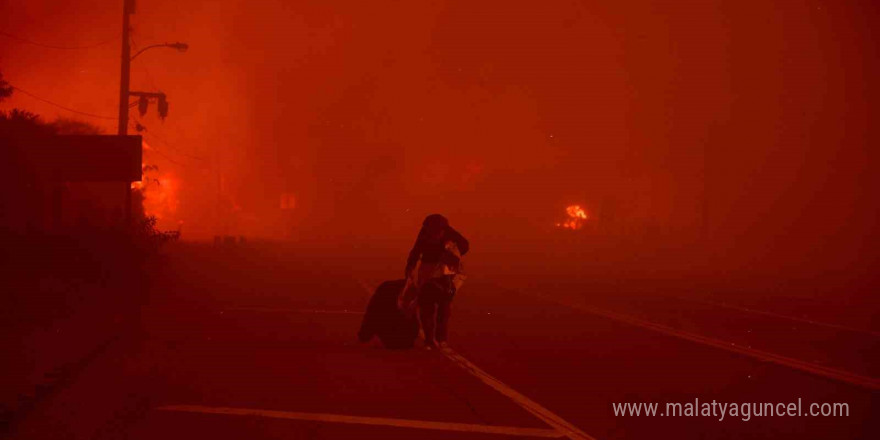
[8,242,878,439]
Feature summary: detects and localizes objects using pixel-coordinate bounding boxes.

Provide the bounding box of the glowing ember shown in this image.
[556,204,588,230]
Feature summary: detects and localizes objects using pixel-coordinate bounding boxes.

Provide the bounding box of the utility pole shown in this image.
[118,0,132,136]
[118,0,133,226]
[116,0,186,226]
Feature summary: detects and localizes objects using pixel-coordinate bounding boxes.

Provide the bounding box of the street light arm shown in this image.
[130,43,168,61]
[130,42,189,61]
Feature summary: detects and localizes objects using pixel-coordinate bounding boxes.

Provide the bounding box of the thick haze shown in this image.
[2,1,878,278]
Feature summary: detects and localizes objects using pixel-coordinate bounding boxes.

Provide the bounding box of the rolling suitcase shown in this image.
[357,279,420,349]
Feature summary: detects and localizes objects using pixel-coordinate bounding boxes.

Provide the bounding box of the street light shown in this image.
[116,0,188,225]
[118,37,188,135]
[118,0,189,136]
[130,42,189,61]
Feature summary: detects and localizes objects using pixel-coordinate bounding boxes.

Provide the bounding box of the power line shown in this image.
[0,30,118,50]
[136,129,186,166]
[131,119,205,168]
[8,84,117,120]
[147,146,186,166]
[145,129,206,161]
[132,116,207,162]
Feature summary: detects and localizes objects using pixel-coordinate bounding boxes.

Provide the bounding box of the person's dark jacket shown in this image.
[405,226,469,275]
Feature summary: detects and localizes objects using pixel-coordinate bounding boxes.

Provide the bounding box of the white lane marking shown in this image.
[552,298,880,391]
[668,295,880,338]
[441,347,596,440]
[354,279,594,440]
[157,405,563,438]
[226,307,363,315]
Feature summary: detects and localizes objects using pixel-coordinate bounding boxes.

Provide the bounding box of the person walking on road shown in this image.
[404,214,469,350]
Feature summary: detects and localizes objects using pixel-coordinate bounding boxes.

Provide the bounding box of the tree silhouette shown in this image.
[0,108,54,138]
[50,117,104,135]
[0,71,12,103]
[0,70,104,139]
[1,72,107,234]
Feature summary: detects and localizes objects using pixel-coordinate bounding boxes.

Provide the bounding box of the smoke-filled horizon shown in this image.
[2,0,878,277]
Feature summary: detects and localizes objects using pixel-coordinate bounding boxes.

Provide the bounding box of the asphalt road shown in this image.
[8,242,878,439]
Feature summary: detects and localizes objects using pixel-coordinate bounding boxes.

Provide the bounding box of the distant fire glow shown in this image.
[131,141,180,226]
[132,174,180,221]
[557,205,588,230]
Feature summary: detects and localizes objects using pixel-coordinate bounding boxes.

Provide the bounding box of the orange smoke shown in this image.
[556,205,588,230]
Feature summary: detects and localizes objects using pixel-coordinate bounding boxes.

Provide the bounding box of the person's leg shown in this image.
[436,299,452,343]
[436,276,454,343]
[419,300,436,345]
[418,282,439,346]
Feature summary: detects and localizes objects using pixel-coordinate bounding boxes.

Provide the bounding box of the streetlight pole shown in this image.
[117,0,132,136]
[118,0,133,227]
[116,0,187,225]
[117,0,187,135]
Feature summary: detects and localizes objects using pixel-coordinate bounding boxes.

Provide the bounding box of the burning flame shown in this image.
[130,140,182,229]
[131,168,180,225]
[556,204,588,230]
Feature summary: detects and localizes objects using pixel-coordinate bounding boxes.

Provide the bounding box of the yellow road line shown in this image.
[226,307,363,315]
[668,295,880,338]
[441,347,596,440]
[157,405,563,438]
[354,278,594,439]
[555,299,880,390]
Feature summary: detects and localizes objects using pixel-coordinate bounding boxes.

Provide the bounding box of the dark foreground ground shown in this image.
[5,241,878,439]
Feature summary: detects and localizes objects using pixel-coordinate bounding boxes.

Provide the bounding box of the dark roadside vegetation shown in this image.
[0,218,176,434]
[0,74,178,434]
